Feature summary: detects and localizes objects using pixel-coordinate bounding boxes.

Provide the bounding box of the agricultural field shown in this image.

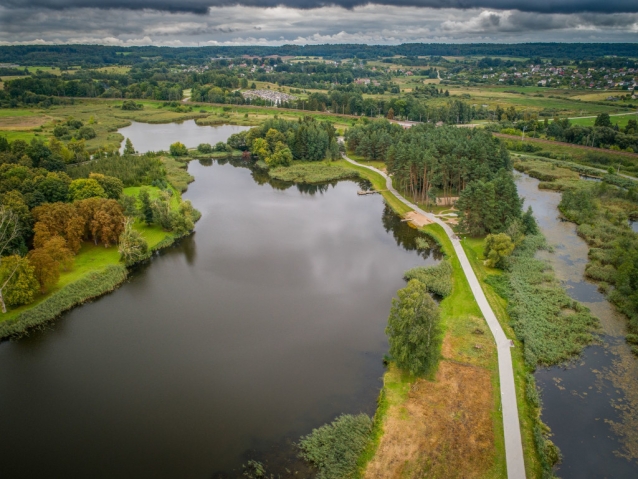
[446,85,625,117]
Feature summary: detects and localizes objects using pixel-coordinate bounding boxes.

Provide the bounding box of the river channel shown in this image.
[516,173,638,478]
[0,123,441,478]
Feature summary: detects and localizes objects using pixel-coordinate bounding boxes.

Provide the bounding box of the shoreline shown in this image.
[0,228,196,341]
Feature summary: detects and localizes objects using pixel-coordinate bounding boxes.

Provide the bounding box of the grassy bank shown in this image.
[268,160,359,184]
[0,264,128,339]
[0,185,194,340]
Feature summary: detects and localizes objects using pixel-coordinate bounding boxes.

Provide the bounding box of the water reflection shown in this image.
[118,120,251,154]
[0,160,439,479]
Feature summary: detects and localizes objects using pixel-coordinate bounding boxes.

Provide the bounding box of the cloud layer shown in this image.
[0,3,637,46]
[4,0,638,14]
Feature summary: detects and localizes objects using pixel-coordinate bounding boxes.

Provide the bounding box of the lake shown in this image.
[0,124,440,478]
[118,120,250,154]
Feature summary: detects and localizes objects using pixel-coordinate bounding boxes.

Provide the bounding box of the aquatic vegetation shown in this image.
[486,234,599,366]
[298,413,373,479]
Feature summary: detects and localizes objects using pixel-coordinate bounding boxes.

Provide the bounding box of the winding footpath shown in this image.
[343,153,527,479]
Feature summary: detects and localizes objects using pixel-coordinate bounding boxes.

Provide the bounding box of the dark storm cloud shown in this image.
[2,0,638,15]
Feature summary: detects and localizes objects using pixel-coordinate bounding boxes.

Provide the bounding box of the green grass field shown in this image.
[567,112,638,128]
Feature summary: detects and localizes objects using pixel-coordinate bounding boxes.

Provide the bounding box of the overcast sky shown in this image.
[1,1,637,46]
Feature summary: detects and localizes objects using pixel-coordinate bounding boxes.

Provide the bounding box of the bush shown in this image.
[53,125,69,138]
[169,142,188,157]
[403,260,453,297]
[298,414,373,479]
[197,143,212,153]
[214,141,229,152]
[121,100,142,111]
[74,126,95,141]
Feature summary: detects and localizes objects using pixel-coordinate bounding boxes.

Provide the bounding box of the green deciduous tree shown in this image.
[89,173,123,199]
[386,279,441,375]
[118,218,148,265]
[69,178,106,201]
[484,233,515,268]
[151,191,173,230]
[594,113,612,128]
[169,142,188,157]
[0,255,38,309]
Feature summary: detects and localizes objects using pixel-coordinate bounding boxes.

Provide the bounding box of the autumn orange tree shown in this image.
[32,202,84,253]
[76,198,125,246]
[28,236,74,292]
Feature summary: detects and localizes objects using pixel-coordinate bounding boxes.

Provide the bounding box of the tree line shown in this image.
[347,120,526,236]
[234,116,341,165]
[0,135,198,313]
[2,44,637,67]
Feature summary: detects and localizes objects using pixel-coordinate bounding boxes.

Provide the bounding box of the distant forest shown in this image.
[0,43,636,66]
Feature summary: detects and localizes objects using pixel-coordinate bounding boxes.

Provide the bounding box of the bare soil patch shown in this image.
[404,211,433,228]
[365,359,495,479]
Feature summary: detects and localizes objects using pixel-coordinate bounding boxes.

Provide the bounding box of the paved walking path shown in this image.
[343,153,527,479]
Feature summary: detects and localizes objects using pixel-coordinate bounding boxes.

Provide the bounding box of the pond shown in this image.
[0,125,441,478]
[118,120,250,153]
[516,173,638,479]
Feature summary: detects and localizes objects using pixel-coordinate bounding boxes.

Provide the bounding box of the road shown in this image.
[342,153,527,479]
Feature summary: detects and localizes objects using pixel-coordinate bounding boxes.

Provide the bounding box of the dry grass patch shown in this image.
[0,114,49,130]
[364,359,495,479]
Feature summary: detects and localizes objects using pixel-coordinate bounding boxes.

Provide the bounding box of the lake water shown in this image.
[516,173,638,478]
[0,128,440,478]
[119,120,250,153]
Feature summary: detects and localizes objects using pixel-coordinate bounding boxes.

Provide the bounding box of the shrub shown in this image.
[169,142,188,157]
[197,143,212,153]
[121,100,142,111]
[76,126,96,140]
[403,260,453,298]
[298,414,373,479]
[214,141,229,152]
[53,125,69,138]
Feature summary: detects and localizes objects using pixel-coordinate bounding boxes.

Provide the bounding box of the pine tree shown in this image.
[124,138,135,155]
[139,188,154,225]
